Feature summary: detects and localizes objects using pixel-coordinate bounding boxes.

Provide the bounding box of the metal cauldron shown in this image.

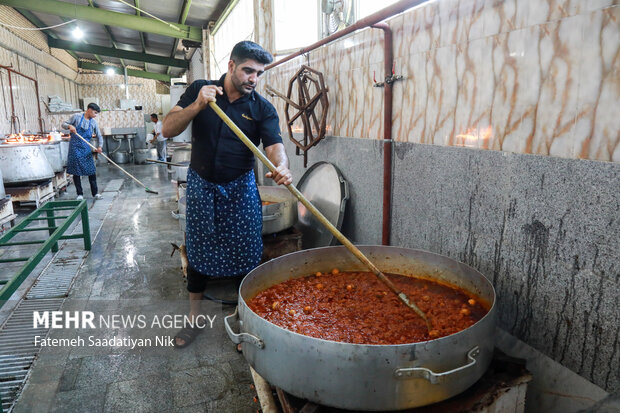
[225,246,496,411]
[171,146,191,182]
[0,167,5,198]
[40,141,64,173]
[111,151,129,164]
[0,143,55,185]
[134,148,158,164]
[59,139,70,166]
[259,186,298,235]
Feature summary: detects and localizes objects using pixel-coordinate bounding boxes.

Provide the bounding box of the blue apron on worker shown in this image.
[66,114,96,176]
[185,167,263,277]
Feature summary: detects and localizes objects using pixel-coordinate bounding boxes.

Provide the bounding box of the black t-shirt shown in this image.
[176,76,283,183]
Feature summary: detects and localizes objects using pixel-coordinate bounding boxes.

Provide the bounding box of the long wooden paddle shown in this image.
[208,101,431,331]
[72,131,158,194]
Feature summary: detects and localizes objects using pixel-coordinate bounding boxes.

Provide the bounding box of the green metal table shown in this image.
[0,200,91,306]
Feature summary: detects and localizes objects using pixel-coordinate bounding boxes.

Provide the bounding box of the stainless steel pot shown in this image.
[59,139,70,166]
[174,162,189,182]
[0,167,5,198]
[171,147,191,182]
[259,186,298,235]
[111,151,129,164]
[0,144,55,185]
[226,246,496,411]
[171,146,192,182]
[171,146,191,163]
[134,148,157,164]
[41,141,64,173]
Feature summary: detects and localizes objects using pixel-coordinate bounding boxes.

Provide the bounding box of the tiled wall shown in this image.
[262,0,619,162]
[77,73,161,115]
[47,110,145,132]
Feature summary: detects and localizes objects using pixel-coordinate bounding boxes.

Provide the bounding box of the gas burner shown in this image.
[2,132,52,145]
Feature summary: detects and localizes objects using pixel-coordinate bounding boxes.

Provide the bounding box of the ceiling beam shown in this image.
[1,0,201,41]
[86,0,125,68]
[167,0,192,75]
[78,61,171,82]
[134,0,147,72]
[49,38,189,68]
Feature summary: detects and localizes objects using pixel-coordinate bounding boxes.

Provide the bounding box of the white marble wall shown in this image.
[0,11,79,135]
[262,0,619,162]
[77,73,161,115]
[47,110,145,131]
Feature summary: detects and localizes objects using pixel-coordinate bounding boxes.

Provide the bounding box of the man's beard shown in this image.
[233,76,255,95]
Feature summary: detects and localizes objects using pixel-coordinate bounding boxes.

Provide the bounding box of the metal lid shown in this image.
[294,162,349,248]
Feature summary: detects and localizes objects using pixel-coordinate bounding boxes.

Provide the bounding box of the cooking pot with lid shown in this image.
[225,245,496,410]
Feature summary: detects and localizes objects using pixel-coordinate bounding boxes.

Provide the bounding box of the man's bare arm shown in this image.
[162,85,223,137]
[264,143,292,186]
[162,105,199,138]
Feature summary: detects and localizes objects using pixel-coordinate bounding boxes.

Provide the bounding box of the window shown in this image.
[212,0,254,78]
[274,0,319,53]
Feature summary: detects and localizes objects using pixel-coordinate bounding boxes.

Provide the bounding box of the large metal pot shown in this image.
[226,246,496,411]
[59,139,70,166]
[0,144,55,185]
[259,186,298,235]
[111,151,129,164]
[0,167,5,198]
[134,148,157,164]
[41,141,64,173]
[171,146,191,182]
[174,162,189,182]
[171,146,191,163]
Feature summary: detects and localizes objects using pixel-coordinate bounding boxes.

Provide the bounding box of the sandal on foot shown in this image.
[174,326,202,348]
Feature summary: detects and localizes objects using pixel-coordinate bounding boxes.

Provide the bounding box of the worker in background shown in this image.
[148,113,167,161]
[62,102,104,200]
[163,40,293,348]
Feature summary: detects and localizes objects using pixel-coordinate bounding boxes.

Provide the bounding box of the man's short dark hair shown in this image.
[230,41,273,65]
[87,102,100,113]
[150,113,158,120]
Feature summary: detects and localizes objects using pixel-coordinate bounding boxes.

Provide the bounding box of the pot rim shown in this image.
[0,142,47,148]
[239,245,497,348]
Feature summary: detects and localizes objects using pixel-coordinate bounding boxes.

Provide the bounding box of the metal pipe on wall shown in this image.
[371,23,393,246]
[0,64,44,133]
[123,66,129,99]
[5,69,17,133]
[265,0,429,245]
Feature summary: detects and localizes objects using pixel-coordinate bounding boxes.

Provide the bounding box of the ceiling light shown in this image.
[72,26,83,39]
[106,68,115,76]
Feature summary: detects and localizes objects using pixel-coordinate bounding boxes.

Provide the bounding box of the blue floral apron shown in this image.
[66,115,96,176]
[185,167,263,277]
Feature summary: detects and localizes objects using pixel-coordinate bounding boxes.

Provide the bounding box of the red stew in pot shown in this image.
[248,269,490,345]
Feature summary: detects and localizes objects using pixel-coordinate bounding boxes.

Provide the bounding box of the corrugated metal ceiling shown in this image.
[17,0,228,79]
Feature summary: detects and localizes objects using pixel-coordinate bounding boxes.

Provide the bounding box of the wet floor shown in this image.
[8,163,258,413]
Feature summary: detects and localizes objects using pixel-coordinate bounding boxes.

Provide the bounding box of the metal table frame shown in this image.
[0,200,91,305]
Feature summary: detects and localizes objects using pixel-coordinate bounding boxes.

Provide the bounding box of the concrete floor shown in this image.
[8,163,258,413]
